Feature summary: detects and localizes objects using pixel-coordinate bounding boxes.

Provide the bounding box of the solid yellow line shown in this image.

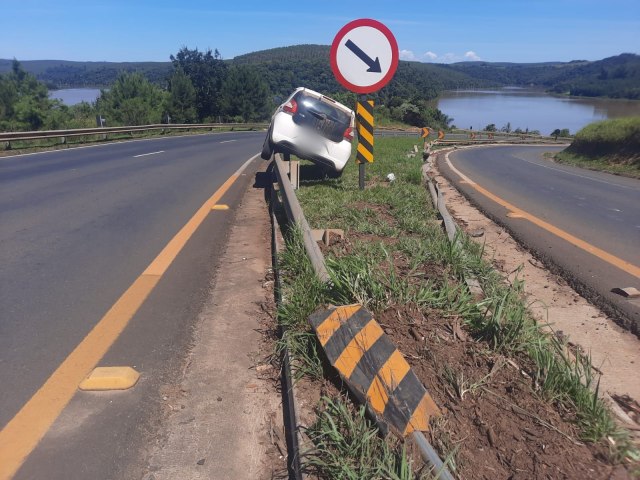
[145,174,238,276]
[445,154,640,279]
[0,171,243,480]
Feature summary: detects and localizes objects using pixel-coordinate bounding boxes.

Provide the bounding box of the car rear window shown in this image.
[292,91,350,142]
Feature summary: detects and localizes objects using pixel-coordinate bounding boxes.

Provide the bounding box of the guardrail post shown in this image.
[288,161,300,190]
[4,141,10,150]
[61,136,66,145]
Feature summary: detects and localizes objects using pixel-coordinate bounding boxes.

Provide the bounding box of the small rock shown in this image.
[217,396,222,402]
[386,173,396,182]
[468,229,484,238]
[197,458,206,466]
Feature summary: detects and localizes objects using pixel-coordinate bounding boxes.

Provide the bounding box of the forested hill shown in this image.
[232,44,485,102]
[1,46,638,99]
[448,53,640,99]
[0,59,172,88]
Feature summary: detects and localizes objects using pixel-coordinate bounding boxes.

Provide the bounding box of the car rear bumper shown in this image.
[271,113,351,172]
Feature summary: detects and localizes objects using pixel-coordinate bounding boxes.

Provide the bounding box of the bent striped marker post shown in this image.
[309,304,440,436]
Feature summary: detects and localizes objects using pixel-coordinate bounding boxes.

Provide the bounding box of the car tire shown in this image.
[261,130,273,160]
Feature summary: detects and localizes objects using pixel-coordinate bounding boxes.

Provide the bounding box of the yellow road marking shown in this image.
[212,204,229,210]
[445,153,640,279]
[0,153,257,480]
[78,366,140,391]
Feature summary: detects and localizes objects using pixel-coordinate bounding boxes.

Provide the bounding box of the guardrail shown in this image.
[271,152,453,480]
[375,127,572,143]
[0,122,268,147]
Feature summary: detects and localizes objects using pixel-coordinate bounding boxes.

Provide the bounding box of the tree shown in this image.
[96,72,166,126]
[484,123,497,132]
[219,65,270,122]
[501,122,512,133]
[0,59,62,131]
[170,47,227,121]
[165,69,197,123]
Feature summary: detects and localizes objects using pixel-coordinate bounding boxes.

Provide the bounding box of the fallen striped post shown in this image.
[309,304,440,436]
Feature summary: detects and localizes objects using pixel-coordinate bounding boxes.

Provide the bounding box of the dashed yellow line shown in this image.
[0,153,258,480]
[445,153,640,279]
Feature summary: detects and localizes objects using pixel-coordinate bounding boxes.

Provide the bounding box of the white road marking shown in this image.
[220,140,237,144]
[133,150,165,157]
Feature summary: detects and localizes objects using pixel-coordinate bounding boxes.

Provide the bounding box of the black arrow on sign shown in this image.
[345,39,381,73]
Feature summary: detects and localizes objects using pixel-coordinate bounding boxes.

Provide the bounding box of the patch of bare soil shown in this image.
[379,306,615,479]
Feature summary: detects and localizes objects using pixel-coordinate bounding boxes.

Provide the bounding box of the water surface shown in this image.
[48,88,102,105]
[437,88,640,135]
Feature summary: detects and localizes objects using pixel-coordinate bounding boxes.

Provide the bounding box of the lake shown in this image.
[437,88,640,135]
[48,88,102,105]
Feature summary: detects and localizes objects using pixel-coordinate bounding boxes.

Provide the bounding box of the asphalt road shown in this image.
[439,145,640,333]
[0,131,265,478]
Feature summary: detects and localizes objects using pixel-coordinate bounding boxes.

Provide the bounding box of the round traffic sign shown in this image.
[330,18,399,94]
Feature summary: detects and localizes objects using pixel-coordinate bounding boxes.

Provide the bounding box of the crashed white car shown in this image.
[261,88,355,177]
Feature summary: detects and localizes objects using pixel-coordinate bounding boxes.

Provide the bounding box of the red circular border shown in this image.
[330,18,399,94]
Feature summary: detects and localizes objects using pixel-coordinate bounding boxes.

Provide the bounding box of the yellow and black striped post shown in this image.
[356,97,374,190]
[309,304,441,436]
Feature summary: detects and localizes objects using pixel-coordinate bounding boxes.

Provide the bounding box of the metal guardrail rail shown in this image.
[375,127,572,143]
[0,122,268,144]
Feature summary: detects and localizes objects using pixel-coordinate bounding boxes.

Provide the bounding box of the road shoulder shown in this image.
[143,162,283,479]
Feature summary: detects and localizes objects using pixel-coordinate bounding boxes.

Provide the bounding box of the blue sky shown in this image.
[3,0,639,63]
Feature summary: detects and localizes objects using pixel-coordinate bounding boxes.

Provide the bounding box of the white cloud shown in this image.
[423,51,438,61]
[399,49,483,63]
[464,51,481,61]
[400,49,417,61]
[441,53,458,63]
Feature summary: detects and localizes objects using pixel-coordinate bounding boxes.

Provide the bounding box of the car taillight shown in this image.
[283,99,297,114]
[343,126,354,143]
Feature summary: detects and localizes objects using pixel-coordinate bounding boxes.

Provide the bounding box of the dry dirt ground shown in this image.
[142,163,286,480]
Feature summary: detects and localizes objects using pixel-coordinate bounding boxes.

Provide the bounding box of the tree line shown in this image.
[0,48,273,131]
[0,46,459,132]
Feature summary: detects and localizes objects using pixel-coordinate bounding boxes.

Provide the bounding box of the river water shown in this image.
[48,88,102,105]
[437,88,640,135]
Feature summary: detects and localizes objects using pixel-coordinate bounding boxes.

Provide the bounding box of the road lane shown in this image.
[0,131,264,430]
[439,145,640,332]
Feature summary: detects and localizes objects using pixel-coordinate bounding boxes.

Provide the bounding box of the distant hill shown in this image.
[0,59,171,88]
[231,44,487,101]
[2,48,638,100]
[448,53,640,99]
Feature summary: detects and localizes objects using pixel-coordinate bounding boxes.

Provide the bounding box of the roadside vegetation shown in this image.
[554,117,640,178]
[275,137,639,478]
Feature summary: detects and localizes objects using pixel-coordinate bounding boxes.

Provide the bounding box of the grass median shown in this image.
[275,137,639,478]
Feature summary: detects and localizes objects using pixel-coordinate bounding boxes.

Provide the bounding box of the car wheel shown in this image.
[261,130,273,160]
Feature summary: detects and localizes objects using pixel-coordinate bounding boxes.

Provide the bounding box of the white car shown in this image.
[261,88,355,177]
